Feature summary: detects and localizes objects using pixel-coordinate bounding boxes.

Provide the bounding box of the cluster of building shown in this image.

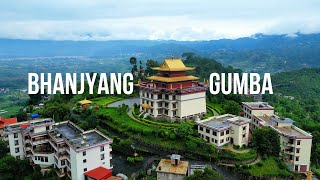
[1,118,116,180]
[138,57,313,173]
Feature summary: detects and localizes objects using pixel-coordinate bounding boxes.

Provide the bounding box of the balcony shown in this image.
[32,138,49,146]
[55,151,70,160]
[55,169,65,178]
[284,149,294,155]
[283,141,295,147]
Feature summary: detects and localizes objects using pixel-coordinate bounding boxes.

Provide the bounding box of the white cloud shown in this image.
[0,0,320,40]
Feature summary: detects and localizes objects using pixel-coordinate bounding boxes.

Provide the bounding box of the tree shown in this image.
[252,127,280,157]
[145,59,159,76]
[222,100,241,115]
[0,155,33,179]
[129,57,137,65]
[175,123,193,138]
[184,167,224,180]
[16,109,27,122]
[0,140,8,159]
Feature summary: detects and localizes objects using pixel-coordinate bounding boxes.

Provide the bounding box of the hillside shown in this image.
[265,67,320,124]
[1,33,320,73]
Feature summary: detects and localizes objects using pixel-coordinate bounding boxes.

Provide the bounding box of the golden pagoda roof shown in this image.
[147,75,199,83]
[79,99,92,105]
[151,58,195,71]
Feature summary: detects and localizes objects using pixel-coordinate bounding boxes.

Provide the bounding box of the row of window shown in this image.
[34,156,49,162]
[201,134,230,144]
[199,126,230,136]
[142,100,177,109]
[142,92,177,101]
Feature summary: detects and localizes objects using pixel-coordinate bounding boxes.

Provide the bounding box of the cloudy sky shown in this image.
[0,0,320,41]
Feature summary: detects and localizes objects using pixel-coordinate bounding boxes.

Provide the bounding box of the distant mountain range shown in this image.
[1,33,320,73]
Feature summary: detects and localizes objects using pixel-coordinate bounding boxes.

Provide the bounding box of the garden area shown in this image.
[240,157,292,178]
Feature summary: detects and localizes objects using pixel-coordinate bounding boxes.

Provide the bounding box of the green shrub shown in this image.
[169,133,176,140]
[127,156,144,164]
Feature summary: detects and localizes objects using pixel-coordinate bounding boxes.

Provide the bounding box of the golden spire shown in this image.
[305,170,312,180]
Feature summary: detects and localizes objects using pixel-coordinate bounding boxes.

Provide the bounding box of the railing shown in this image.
[284,150,294,155]
[32,138,49,145]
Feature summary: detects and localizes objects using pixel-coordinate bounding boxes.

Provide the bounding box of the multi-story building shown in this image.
[242,102,274,131]
[197,114,250,147]
[252,114,312,172]
[156,154,189,180]
[243,103,312,172]
[139,58,207,121]
[3,118,113,180]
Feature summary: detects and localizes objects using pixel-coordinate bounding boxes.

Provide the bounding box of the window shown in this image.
[242,134,246,138]
[296,157,299,161]
[101,154,105,160]
[84,168,87,172]
[14,133,18,138]
[15,147,19,153]
[226,130,229,135]
[14,140,19,145]
[243,126,246,131]
[45,157,48,162]
[46,126,50,131]
[297,140,301,145]
[83,151,86,156]
[151,102,153,107]
[165,95,169,100]
[296,149,300,153]
[226,137,230,141]
[206,129,210,133]
[61,160,65,165]
[220,132,224,136]
[215,140,217,143]
[83,159,87,163]
[199,126,203,131]
[173,95,176,100]
[100,146,104,152]
[220,139,224,143]
[212,131,217,136]
[295,165,299,171]
[16,156,20,160]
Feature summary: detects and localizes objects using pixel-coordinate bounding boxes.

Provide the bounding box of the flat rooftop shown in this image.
[272,126,306,137]
[256,115,311,138]
[199,115,233,130]
[4,118,54,133]
[242,102,274,109]
[50,121,111,150]
[257,115,295,126]
[157,159,189,175]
